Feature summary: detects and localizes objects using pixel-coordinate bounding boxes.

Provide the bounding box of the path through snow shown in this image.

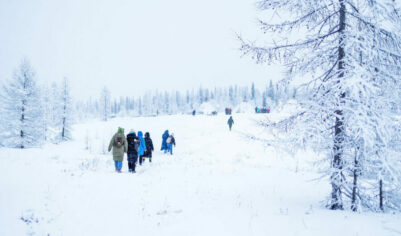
[1,114,400,235]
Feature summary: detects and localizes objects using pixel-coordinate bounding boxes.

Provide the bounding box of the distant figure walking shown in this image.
[137,131,147,165]
[144,132,154,162]
[161,130,169,153]
[126,130,139,173]
[192,110,196,116]
[227,116,234,131]
[108,127,128,173]
[166,133,176,155]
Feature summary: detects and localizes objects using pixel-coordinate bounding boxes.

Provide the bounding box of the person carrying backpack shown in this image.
[108,127,128,173]
[126,130,139,173]
[144,132,154,162]
[137,131,147,165]
[227,116,234,131]
[161,130,169,153]
[166,133,176,155]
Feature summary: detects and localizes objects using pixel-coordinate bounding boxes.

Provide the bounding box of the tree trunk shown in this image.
[379,179,384,211]
[62,101,66,139]
[62,117,66,139]
[330,0,346,210]
[351,148,359,211]
[20,100,25,149]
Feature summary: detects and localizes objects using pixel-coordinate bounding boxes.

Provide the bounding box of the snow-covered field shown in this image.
[1,113,400,235]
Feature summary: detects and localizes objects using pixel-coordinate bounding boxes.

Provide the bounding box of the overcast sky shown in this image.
[0,0,283,100]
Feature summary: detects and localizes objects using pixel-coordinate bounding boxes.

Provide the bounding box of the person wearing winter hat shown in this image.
[166,133,176,155]
[108,127,128,172]
[137,131,147,165]
[161,130,169,153]
[144,132,154,162]
[126,130,139,173]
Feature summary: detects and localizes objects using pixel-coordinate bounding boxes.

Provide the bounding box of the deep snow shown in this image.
[1,113,400,235]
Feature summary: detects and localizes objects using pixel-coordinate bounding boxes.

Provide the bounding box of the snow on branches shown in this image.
[240,0,401,211]
[0,60,74,147]
[0,59,43,148]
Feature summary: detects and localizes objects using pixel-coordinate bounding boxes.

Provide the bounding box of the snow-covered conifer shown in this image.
[59,77,73,141]
[137,97,142,116]
[262,92,267,108]
[100,87,111,121]
[267,80,275,102]
[228,86,234,106]
[0,59,44,148]
[251,82,256,101]
[164,91,170,114]
[41,84,52,141]
[240,0,401,211]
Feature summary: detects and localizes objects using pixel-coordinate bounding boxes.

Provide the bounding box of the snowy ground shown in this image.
[1,113,401,235]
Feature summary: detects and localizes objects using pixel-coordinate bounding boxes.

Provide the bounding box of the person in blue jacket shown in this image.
[161,130,169,153]
[137,131,147,165]
[166,133,176,155]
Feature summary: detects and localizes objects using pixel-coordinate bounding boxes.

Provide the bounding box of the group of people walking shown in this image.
[108,127,176,173]
[125,130,154,173]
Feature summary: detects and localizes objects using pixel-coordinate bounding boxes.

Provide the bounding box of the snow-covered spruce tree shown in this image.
[137,97,142,116]
[262,91,267,107]
[50,82,60,126]
[163,91,170,114]
[228,86,234,107]
[251,82,256,102]
[267,79,275,104]
[41,84,51,141]
[100,87,111,121]
[240,0,401,211]
[59,77,73,141]
[0,59,44,148]
[41,83,59,142]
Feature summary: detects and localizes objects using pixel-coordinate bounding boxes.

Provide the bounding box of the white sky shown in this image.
[0,0,283,100]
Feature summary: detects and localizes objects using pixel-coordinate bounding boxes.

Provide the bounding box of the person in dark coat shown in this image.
[137,131,147,165]
[166,133,176,155]
[161,130,169,153]
[227,116,234,131]
[126,130,139,173]
[144,132,154,162]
